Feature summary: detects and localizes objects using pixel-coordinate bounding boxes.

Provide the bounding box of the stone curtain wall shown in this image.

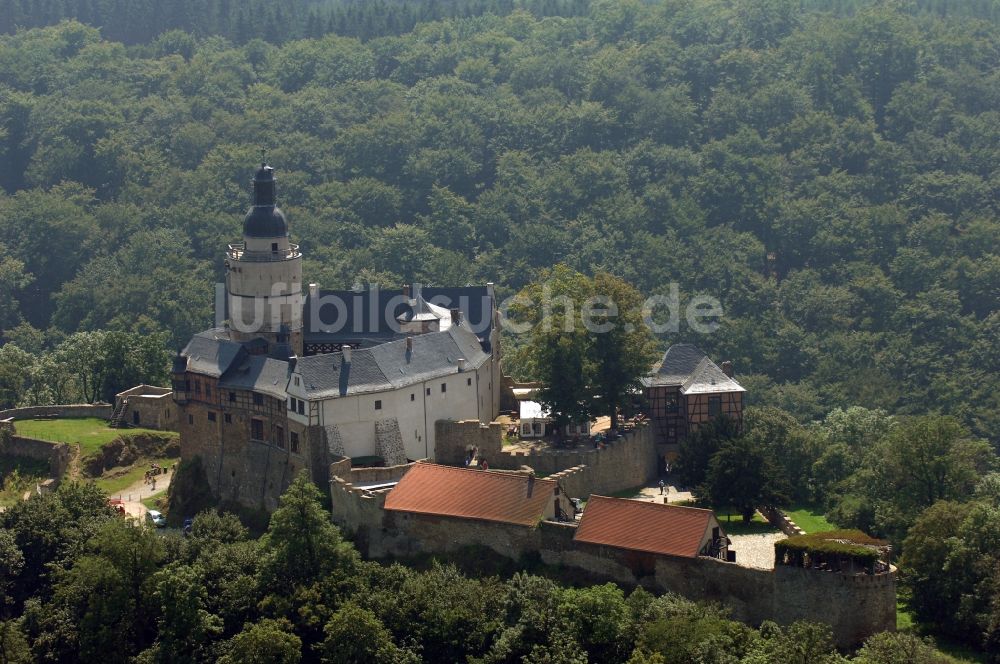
[434,421,658,498]
[0,434,74,481]
[329,457,415,485]
[330,476,896,648]
[434,420,505,465]
[0,404,113,420]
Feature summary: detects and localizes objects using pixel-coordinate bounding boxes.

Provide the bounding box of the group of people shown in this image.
[464,452,488,471]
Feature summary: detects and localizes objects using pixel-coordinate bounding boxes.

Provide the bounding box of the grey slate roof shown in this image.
[302,285,494,347]
[182,330,245,378]
[646,344,744,393]
[681,357,744,395]
[218,355,290,400]
[295,323,490,399]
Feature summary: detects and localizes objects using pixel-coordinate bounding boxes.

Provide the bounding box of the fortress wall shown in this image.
[328,457,416,485]
[0,435,73,480]
[434,420,504,466]
[498,425,658,497]
[772,564,897,647]
[0,404,113,421]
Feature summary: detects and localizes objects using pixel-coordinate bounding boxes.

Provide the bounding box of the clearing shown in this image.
[783,504,836,533]
[14,418,174,457]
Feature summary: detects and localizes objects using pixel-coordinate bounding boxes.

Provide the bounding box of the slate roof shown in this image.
[645,344,744,393]
[384,463,556,527]
[573,496,718,558]
[295,323,490,399]
[303,285,493,346]
[182,330,245,378]
[218,355,290,400]
[681,357,744,395]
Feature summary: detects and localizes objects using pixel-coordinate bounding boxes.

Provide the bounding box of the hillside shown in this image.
[0,1,997,446]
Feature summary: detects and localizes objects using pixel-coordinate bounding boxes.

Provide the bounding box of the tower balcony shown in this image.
[227,242,301,262]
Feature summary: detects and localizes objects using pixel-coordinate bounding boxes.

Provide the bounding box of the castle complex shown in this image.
[171,163,502,509]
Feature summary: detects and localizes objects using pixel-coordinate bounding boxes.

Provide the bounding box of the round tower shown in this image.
[225,162,303,355]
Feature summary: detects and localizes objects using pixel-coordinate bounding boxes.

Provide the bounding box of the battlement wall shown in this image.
[0,404,113,421]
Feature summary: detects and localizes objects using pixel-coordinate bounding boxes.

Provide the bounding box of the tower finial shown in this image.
[260,147,267,167]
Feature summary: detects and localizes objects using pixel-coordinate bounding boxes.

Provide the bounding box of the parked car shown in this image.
[146,510,167,528]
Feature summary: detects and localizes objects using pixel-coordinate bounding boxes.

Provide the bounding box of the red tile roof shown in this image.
[383,463,556,527]
[573,496,717,558]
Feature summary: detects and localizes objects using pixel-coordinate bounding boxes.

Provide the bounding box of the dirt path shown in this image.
[109,467,174,519]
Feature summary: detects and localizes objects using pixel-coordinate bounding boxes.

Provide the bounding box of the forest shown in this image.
[0,473,971,663]
[0,0,998,659]
[0,0,997,448]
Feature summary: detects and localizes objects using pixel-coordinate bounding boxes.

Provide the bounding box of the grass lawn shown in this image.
[784,504,836,533]
[14,418,176,457]
[714,509,780,536]
[97,457,176,497]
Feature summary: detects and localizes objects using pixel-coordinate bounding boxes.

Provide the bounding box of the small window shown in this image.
[297,400,305,415]
[294,376,300,386]
[426,388,431,396]
[224,413,232,424]
[374,400,382,410]
[522,423,531,436]
[187,414,193,425]
[253,393,263,406]
[251,418,264,440]
[205,385,211,398]
[467,377,472,386]
[290,432,299,454]
[666,396,678,414]
[208,411,216,422]
[441,383,447,393]
[229,392,236,402]
[410,393,415,402]
[288,396,294,409]
[708,396,722,417]
[271,242,278,252]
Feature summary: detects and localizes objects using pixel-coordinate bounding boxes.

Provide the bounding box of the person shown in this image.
[658,479,665,495]
[151,478,156,491]
[481,458,489,471]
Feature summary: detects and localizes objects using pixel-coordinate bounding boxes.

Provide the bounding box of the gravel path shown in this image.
[729,533,787,570]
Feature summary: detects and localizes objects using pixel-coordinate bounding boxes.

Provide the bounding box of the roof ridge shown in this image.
[587,494,713,516]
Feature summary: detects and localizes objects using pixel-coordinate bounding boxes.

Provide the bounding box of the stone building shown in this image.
[172,162,502,510]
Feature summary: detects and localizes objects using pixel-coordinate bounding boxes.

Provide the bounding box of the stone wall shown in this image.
[434,419,504,466]
[497,424,658,497]
[0,434,73,480]
[0,404,113,421]
[329,477,896,648]
[123,395,178,431]
[434,420,658,498]
[329,456,415,485]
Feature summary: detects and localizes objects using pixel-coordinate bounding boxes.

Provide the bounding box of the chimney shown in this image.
[288,356,297,371]
[343,346,352,364]
[721,360,734,378]
[526,472,535,498]
[450,308,462,325]
[308,283,319,299]
[403,284,410,299]
[457,358,466,372]
[405,336,413,352]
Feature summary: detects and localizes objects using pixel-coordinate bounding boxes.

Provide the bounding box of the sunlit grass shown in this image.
[14,418,175,457]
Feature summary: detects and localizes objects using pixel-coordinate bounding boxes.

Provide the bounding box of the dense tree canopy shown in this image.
[0,1,995,443]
